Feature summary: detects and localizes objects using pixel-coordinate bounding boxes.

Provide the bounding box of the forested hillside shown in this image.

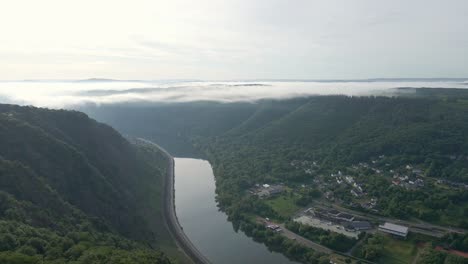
[0,104,177,263]
[84,91,468,183]
[83,90,468,222]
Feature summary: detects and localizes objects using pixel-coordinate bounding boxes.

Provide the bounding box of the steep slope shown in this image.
[82,102,258,157]
[0,104,175,263]
[82,93,468,183]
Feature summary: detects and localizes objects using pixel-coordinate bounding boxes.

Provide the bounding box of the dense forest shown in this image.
[83,90,468,185]
[84,89,468,183]
[0,104,179,263]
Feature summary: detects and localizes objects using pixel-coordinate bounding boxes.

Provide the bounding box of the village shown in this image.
[247,154,468,263]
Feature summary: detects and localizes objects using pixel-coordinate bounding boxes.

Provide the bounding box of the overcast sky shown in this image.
[1,0,467,80]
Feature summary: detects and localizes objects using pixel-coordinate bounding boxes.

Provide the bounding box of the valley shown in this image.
[84,91,468,263]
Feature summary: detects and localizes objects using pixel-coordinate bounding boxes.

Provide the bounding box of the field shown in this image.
[265,194,301,218]
[379,235,419,264]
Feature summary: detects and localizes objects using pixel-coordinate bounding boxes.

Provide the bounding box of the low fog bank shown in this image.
[0,79,467,108]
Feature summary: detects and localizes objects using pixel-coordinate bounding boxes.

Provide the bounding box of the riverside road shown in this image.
[138,138,211,264]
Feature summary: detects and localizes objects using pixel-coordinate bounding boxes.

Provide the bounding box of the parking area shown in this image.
[294,215,360,239]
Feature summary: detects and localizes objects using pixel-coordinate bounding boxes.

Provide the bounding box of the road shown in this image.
[280,223,333,254]
[137,138,212,264]
[259,217,332,254]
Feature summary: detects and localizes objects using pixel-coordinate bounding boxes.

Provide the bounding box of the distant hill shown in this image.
[75,78,143,83]
[83,91,468,182]
[0,104,176,263]
[82,90,468,211]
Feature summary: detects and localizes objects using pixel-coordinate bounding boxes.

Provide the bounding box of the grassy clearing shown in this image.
[379,235,418,264]
[265,194,300,218]
[352,233,433,264]
[329,253,357,264]
[380,233,434,264]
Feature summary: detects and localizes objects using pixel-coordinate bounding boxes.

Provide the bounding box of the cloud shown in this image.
[0,79,466,108]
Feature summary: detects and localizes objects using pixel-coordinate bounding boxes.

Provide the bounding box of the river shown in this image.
[174,158,298,264]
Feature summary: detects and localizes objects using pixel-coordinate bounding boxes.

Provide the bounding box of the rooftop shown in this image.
[328,209,340,215]
[379,222,408,234]
[350,221,372,229]
[337,213,354,220]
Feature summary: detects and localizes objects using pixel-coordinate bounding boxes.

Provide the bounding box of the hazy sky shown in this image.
[1,0,467,80]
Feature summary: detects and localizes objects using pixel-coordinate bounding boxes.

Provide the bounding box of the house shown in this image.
[378,222,408,238]
[362,201,377,210]
[268,186,284,196]
[345,176,354,184]
[257,189,270,198]
[415,179,424,187]
[324,191,334,200]
[360,162,369,168]
[353,183,363,192]
[267,225,282,232]
[328,209,340,217]
[256,184,284,198]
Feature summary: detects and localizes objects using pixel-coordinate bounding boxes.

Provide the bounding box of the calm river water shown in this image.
[174,158,298,264]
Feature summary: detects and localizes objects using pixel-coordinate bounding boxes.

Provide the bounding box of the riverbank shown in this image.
[137,138,211,264]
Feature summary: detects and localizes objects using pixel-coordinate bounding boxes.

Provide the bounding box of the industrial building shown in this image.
[378,222,409,238]
[345,221,372,231]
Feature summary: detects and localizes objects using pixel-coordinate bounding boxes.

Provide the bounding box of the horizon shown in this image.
[2,77,468,82]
